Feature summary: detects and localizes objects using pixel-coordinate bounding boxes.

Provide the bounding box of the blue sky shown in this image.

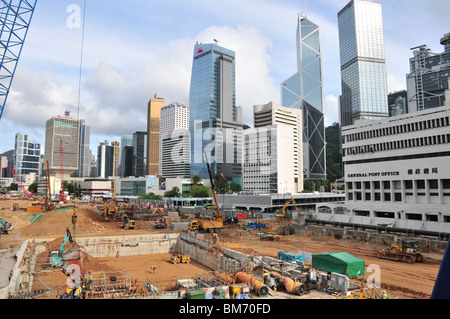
[0,0,449,155]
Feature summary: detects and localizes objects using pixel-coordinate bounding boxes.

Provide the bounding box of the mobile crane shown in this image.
[188,151,224,233]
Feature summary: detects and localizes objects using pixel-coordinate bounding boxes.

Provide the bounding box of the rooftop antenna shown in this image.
[214,39,219,45]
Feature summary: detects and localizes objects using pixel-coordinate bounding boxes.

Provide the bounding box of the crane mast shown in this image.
[0,0,37,120]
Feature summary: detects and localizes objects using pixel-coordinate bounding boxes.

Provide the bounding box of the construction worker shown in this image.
[212,232,218,245]
[83,270,93,294]
[382,290,388,299]
[151,266,157,274]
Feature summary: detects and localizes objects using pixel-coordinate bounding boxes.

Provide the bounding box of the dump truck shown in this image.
[188,219,223,233]
[377,240,424,263]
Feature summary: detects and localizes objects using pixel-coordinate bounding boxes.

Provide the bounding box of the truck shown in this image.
[155,217,168,229]
[188,219,223,233]
[243,221,266,230]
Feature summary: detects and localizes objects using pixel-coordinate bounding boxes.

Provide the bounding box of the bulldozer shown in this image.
[377,240,424,263]
[171,253,191,264]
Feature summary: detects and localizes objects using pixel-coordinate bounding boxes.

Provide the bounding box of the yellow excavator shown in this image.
[276,197,298,219]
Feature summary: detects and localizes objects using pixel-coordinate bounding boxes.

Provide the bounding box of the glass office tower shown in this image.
[338,0,389,127]
[281,13,326,180]
[189,42,243,183]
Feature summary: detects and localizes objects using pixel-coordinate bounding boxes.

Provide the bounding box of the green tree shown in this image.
[229,182,241,193]
[140,192,163,200]
[28,182,38,194]
[303,180,313,193]
[190,185,211,198]
[214,175,229,194]
[325,122,343,183]
[192,175,201,186]
[164,186,181,198]
[9,183,18,191]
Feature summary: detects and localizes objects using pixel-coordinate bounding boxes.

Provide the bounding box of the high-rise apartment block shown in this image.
[244,102,303,194]
[407,33,450,113]
[44,112,80,179]
[189,42,243,183]
[120,135,134,178]
[133,131,147,177]
[97,141,117,179]
[338,0,389,127]
[147,97,165,176]
[76,119,91,178]
[160,102,190,178]
[281,13,326,180]
[13,132,41,182]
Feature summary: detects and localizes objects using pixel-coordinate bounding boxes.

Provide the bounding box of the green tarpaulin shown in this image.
[312,252,365,277]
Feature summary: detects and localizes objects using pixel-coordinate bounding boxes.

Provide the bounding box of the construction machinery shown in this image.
[0,219,14,237]
[188,151,224,233]
[171,253,191,264]
[377,240,424,263]
[0,0,37,121]
[27,160,55,213]
[9,165,33,199]
[49,228,81,267]
[276,197,298,218]
[59,139,66,203]
[155,217,168,229]
[104,141,119,221]
[121,215,136,230]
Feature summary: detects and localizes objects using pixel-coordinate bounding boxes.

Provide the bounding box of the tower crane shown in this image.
[0,0,37,120]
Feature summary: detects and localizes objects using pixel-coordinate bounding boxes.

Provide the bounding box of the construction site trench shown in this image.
[0,200,446,300]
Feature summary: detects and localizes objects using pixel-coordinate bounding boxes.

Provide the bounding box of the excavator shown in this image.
[377,240,424,263]
[188,151,224,233]
[0,219,14,238]
[276,197,298,219]
[49,228,81,267]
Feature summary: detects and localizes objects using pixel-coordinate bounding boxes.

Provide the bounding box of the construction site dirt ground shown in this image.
[0,199,445,299]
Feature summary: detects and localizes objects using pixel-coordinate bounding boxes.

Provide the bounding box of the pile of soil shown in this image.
[21,208,118,238]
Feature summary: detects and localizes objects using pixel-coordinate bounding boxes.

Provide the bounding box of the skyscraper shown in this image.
[13,132,41,182]
[97,141,115,179]
[44,111,80,179]
[407,33,450,113]
[160,102,190,178]
[338,0,389,127]
[189,42,243,183]
[147,96,165,176]
[76,120,91,178]
[281,12,326,180]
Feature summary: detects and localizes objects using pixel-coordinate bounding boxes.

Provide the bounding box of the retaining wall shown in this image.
[76,234,180,258]
[292,223,448,254]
